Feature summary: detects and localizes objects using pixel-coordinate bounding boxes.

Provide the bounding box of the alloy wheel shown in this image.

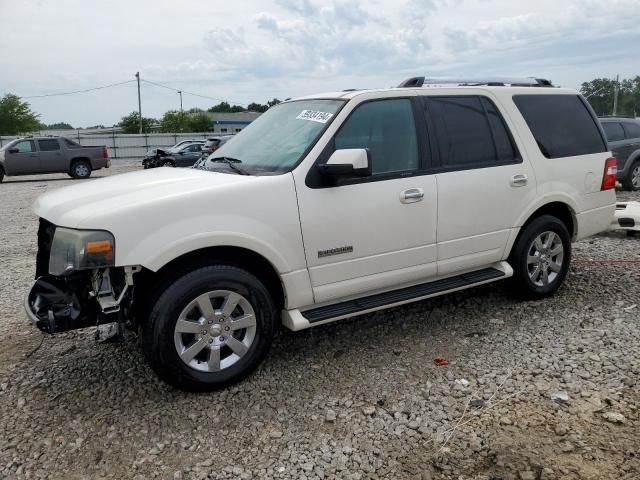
[526,231,564,287]
[173,290,257,373]
[632,164,640,189]
[75,163,90,177]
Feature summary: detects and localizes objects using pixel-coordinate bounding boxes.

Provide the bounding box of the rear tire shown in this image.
[622,160,640,191]
[69,160,92,179]
[508,215,571,299]
[142,265,276,392]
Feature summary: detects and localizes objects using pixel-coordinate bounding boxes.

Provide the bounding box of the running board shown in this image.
[281,262,512,331]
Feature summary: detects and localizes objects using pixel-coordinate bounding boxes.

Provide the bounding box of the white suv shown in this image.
[25,76,617,391]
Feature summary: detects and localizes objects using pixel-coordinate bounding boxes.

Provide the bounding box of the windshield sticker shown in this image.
[296,110,334,123]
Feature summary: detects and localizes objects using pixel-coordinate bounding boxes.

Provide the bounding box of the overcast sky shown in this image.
[0,0,638,127]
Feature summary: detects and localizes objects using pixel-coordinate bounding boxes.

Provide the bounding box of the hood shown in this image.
[34,167,255,228]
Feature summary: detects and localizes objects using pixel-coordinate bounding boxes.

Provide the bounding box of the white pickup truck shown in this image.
[25,77,616,391]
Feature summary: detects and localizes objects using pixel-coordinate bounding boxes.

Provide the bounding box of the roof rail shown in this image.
[598,115,636,119]
[397,76,554,88]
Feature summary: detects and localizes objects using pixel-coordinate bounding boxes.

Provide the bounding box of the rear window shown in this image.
[425,96,518,168]
[622,121,640,139]
[513,95,606,158]
[602,122,625,142]
[38,139,61,151]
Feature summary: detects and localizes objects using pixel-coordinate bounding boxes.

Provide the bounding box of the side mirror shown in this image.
[317,149,371,177]
[8,148,19,154]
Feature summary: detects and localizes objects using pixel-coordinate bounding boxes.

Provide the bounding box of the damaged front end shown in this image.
[25,218,140,334]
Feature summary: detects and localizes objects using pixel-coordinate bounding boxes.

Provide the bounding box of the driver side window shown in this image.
[334,99,419,175]
[13,140,35,153]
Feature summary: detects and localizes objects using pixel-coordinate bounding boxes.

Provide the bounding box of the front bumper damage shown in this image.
[25,267,139,334]
[26,218,140,334]
[25,268,140,335]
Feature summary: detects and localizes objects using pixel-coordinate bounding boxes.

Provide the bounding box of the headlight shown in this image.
[49,228,115,275]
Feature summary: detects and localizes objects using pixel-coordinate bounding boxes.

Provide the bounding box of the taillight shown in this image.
[601,157,617,190]
[102,146,109,159]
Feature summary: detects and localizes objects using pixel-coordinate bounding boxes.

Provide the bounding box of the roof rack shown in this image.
[598,115,636,119]
[398,76,554,88]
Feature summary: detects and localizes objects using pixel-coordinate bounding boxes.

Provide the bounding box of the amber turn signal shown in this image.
[85,240,113,254]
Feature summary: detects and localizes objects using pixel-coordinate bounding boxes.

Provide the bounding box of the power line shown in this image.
[140,78,247,106]
[21,79,136,99]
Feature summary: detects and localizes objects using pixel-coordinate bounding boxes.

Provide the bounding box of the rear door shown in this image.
[4,140,39,174]
[423,95,537,275]
[37,138,65,172]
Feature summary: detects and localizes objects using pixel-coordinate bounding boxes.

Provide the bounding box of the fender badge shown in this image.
[318,246,353,258]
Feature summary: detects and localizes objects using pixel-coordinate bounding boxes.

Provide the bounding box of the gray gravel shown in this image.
[0,165,638,480]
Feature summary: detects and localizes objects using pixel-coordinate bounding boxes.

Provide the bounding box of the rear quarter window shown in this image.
[513,94,607,158]
[622,121,640,139]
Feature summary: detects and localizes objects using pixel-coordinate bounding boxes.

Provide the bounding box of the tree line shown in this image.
[580,76,639,117]
[117,99,282,134]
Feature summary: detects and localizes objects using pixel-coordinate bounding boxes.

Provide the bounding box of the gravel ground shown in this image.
[0,164,638,480]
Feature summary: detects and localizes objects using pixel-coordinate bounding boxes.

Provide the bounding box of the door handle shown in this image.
[510,174,528,187]
[400,188,424,204]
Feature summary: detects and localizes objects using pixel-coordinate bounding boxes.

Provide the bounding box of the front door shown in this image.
[423,95,537,275]
[4,140,40,175]
[294,97,438,304]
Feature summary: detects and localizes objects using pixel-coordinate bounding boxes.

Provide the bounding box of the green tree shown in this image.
[0,94,40,135]
[40,122,73,130]
[267,98,281,108]
[188,112,212,132]
[160,110,191,132]
[118,111,156,134]
[247,102,268,113]
[581,76,640,117]
[207,101,245,113]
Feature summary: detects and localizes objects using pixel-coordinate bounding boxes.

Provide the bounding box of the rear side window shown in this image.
[64,138,81,148]
[513,95,606,158]
[602,122,625,142]
[38,139,61,151]
[622,122,640,139]
[424,96,518,168]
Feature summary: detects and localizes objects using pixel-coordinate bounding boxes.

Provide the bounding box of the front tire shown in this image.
[69,160,92,179]
[622,160,640,191]
[142,265,276,391]
[508,215,571,299]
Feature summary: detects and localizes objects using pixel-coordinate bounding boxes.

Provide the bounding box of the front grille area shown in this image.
[35,218,56,278]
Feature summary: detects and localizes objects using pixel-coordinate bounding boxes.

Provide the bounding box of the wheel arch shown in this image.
[133,245,286,324]
[69,156,92,169]
[505,201,577,259]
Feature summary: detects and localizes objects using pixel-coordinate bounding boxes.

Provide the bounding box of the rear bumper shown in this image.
[575,203,616,240]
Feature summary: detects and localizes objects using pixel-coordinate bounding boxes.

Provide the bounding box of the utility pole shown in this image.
[135,72,143,134]
[613,74,619,116]
[178,90,183,112]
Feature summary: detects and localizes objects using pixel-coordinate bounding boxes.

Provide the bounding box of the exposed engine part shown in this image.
[25,266,141,334]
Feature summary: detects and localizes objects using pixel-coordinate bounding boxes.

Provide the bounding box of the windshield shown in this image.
[202,99,344,174]
[0,141,16,151]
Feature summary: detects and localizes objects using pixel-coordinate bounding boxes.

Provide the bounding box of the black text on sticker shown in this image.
[296,110,334,123]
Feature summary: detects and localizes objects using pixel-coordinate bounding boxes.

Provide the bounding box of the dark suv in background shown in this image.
[599,117,640,190]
